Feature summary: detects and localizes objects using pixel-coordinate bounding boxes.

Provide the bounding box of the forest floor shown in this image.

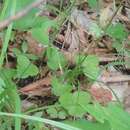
[0,0,130,130]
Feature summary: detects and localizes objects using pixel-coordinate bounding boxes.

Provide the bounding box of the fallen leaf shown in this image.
[89,86,113,105]
[20,77,51,96]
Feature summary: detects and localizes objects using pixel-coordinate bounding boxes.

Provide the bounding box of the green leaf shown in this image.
[31,19,55,45]
[82,55,100,80]
[112,41,123,52]
[63,120,111,130]
[82,103,106,123]
[25,54,39,61]
[81,102,130,130]
[16,55,39,78]
[51,77,72,96]
[59,91,91,117]
[13,48,22,57]
[104,103,130,130]
[0,112,81,130]
[46,108,58,119]
[4,0,41,30]
[106,23,128,40]
[31,27,49,45]
[59,93,73,108]
[58,110,67,119]
[21,42,28,53]
[87,0,98,9]
[0,77,5,88]
[0,77,5,94]
[73,91,91,105]
[59,93,85,117]
[0,68,16,80]
[47,47,67,70]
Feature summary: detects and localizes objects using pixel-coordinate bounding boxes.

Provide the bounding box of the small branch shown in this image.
[0,0,45,31]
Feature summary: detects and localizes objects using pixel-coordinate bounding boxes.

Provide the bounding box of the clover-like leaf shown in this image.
[51,77,72,96]
[3,0,42,30]
[59,91,91,117]
[16,55,39,78]
[106,23,128,40]
[31,19,55,45]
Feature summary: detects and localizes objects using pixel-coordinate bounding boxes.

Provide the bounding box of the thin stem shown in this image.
[25,104,61,114]
[103,4,122,31]
[0,0,21,130]
[0,112,81,130]
[0,0,9,20]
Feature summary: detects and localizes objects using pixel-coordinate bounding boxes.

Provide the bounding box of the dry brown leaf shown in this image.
[19,77,51,96]
[99,5,113,27]
[89,86,113,105]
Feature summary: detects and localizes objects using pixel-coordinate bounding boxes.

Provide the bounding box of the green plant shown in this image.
[0,0,130,130]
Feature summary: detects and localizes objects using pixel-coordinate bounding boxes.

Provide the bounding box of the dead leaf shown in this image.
[99,5,113,27]
[89,86,113,105]
[19,77,51,96]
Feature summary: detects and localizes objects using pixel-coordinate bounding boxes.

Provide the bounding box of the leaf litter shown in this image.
[1,0,130,123]
[18,1,130,112]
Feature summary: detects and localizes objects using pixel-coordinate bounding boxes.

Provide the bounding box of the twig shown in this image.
[0,0,45,31]
[103,4,122,31]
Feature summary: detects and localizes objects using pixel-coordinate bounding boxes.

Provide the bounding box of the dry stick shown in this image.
[0,0,45,31]
[103,3,122,31]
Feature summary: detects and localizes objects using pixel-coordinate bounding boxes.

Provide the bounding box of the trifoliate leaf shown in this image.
[106,23,128,40]
[73,91,91,105]
[51,77,72,96]
[16,55,39,78]
[4,0,42,30]
[59,93,73,108]
[69,105,86,117]
[59,91,91,117]
[31,19,55,45]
